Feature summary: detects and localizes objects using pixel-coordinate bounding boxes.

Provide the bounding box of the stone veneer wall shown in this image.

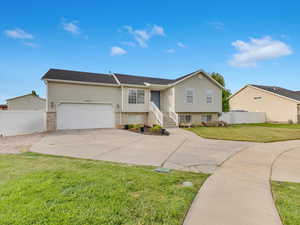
[47,112,56,131]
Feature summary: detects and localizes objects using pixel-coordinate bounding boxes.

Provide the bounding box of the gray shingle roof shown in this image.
[42,69,118,85]
[42,69,199,86]
[114,73,173,85]
[251,84,300,102]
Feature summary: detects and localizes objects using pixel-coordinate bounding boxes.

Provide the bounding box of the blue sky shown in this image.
[1,0,299,103]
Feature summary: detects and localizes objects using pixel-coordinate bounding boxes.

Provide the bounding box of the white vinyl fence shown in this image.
[220,112,266,124]
[0,111,46,136]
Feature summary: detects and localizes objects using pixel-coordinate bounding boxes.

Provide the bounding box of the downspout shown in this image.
[111,73,122,125]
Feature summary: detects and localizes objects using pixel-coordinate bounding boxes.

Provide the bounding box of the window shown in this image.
[128,89,145,104]
[185,88,194,104]
[179,114,191,123]
[201,114,212,122]
[206,96,213,104]
[205,90,213,104]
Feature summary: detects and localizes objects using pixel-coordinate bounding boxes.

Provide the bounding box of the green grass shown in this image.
[0,153,208,225]
[186,123,300,142]
[272,181,300,225]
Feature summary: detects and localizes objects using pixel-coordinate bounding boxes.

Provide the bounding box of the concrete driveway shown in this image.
[30,128,253,173]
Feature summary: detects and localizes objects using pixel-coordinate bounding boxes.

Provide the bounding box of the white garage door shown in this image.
[57,103,114,130]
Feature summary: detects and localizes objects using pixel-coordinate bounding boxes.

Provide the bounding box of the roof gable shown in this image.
[7,93,45,102]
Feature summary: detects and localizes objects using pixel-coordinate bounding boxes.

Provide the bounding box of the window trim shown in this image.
[206,96,213,104]
[205,89,214,104]
[128,89,145,104]
[179,114,192,123]
[185,88,195,104]
[201,114,213,122]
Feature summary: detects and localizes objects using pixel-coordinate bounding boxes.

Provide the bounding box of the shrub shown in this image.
[128,124,142,130]
[150,125,162,132]
[201,121,229,127]
[201,121,217,127]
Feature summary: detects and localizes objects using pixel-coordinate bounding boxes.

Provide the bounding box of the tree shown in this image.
[210,72,231,112]
[31,90,39,96]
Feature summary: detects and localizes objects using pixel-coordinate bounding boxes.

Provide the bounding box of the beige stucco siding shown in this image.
[174,74,222,113]
[7,95,45,111]
[230,86,299,123]
[122,87,150,112]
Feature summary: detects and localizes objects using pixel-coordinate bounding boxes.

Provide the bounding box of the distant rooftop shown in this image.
[251,84,300,102]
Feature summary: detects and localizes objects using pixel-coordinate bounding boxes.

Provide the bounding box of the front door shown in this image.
[151,91,161,109]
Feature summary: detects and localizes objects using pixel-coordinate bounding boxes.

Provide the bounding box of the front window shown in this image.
[201,114,212,122]
[128,89,145,104]
[185,88,194,104]
[180,114,191,123]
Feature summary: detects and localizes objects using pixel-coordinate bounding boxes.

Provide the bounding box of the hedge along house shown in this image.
[229,84,300,124]
[42,69,224,131]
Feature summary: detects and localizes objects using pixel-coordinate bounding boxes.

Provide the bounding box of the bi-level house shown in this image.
[42,69,223,130]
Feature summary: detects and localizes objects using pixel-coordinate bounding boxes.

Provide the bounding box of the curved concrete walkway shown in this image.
[184,140,300,225]
[272,147,300,183]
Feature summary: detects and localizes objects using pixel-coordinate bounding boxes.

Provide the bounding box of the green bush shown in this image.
[150,125,162,132]
[128,124,142,130]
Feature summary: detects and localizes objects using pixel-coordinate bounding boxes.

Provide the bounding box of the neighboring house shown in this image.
[42,69,223,131]
[0,104,7,110]
[7,93,46,111]
[230,84,300,123]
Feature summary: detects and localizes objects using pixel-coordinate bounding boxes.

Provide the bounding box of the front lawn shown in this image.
[0,153,208,225]
[186,123,300,142]
[272,181,300,225]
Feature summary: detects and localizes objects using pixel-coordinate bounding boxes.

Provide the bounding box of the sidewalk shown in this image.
[184,140,300,225]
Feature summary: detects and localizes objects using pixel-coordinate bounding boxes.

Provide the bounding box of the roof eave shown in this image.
[43,78,120,87]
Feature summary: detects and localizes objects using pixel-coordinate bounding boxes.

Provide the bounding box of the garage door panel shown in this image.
[57,103,114,130]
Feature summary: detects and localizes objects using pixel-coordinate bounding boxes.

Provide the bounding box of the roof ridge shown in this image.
[114,72,174,81]
[49,68,112,76]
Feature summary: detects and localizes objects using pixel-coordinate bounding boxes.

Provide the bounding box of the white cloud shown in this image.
[229,36,292,67]
[23,42,38,48]
[208,21,224,30]
[111,46,127,56]
[151,25,165,36]
[62,20,80,34]
[4,28,34,39]
[124,25,165,48]
[165,48,175,53]
[177,42,185,48]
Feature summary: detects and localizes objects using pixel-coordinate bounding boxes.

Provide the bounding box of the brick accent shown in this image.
[47,112,56,131]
